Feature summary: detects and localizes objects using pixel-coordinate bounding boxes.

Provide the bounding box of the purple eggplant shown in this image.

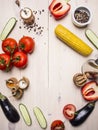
[70,101,96,126]
[0,93,20,123]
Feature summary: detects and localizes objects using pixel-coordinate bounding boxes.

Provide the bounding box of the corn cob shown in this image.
[55,24,93,56]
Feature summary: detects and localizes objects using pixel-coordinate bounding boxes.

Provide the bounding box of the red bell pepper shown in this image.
[49,0,71,20]
[81,81,98,101]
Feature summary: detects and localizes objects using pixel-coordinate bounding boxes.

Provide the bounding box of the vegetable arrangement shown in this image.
[19,104,47,128]
[69,58,98,127]
[62,101,96,126]
[0,36,35,71]
[69,101,96,126]
[0,92,47,128]
[73,58,98,102]
[53,58,98,128]
[0,0,98,130]
[6,77,29,99]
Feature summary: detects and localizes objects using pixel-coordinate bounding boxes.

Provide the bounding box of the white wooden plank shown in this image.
[0,0,98,130]
[48,0,98,130]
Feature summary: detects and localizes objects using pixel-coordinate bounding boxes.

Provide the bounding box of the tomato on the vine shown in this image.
[19,36,35,53]
[0,53,11,71]
[51,120,65,130]
[12,51,28,68]
[2,38,18,55]
[63,104,76,120]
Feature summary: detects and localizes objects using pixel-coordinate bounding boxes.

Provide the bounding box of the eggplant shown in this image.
[70,101,96,126]
[0,92,20,123]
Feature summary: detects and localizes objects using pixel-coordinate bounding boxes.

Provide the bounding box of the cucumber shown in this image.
[85,29,98,49]
[33,106,47,129]
[19,103,32,126]
[0,17,17,41]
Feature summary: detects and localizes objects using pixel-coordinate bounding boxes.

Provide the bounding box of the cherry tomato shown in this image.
[12,51,28,68]
[19,36,35,53]
[2,38,18,55]
[0,53,11,71]
[63,104,76,120]
[51,120,65,130]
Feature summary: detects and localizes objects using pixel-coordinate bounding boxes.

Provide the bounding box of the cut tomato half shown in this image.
[63,104,76,120]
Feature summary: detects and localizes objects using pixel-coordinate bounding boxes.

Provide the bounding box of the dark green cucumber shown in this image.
[33,106,47,129]
[19,103,32,126]
[85,29,98,49]
[0,17,17,40]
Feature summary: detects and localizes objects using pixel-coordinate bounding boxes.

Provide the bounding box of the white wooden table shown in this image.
[0,0,98,130]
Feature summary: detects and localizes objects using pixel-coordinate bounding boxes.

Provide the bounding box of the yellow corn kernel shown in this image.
[55,24,93,56]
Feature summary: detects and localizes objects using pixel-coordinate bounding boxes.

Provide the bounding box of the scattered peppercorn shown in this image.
[19,9,45,36]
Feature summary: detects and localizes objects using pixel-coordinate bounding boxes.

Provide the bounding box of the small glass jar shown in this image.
[20,7,35,25]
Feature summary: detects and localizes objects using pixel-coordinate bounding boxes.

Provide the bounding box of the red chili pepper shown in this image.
[81,81,98,101]
[49,0,71,20]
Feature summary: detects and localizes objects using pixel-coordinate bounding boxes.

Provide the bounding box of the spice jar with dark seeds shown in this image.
[72,6,92,27]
